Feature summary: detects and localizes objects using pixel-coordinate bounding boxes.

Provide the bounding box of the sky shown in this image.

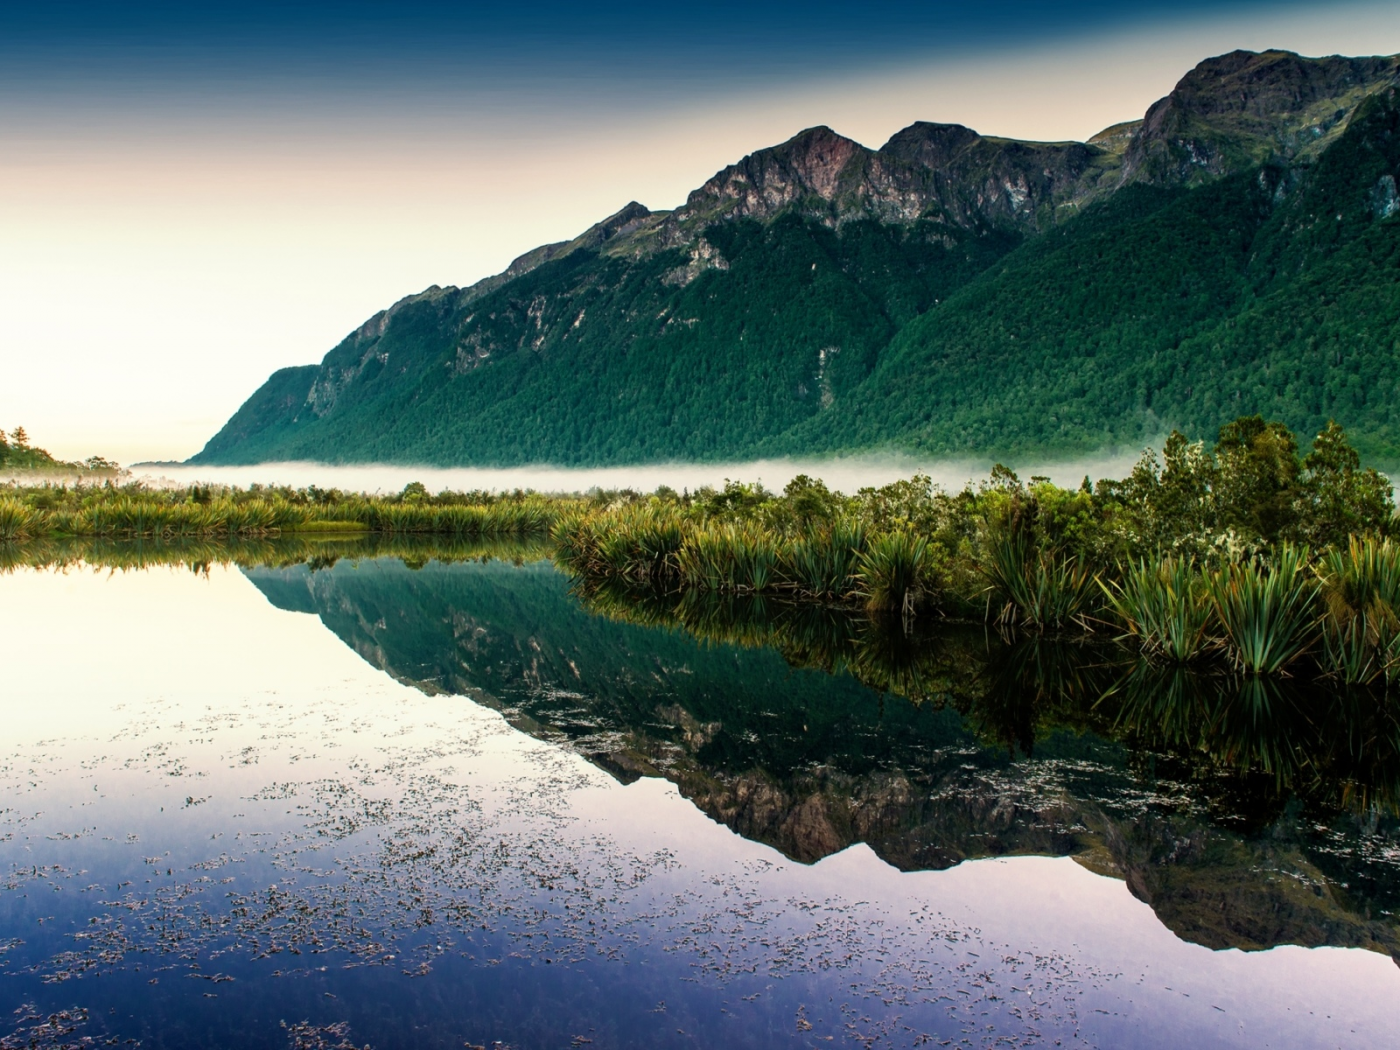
[4,1,1400,464]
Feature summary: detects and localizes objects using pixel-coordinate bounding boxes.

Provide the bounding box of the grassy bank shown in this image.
[0,480,578,541]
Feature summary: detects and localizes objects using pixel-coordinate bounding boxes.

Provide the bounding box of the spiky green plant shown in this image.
[781,521,866,598]
[1316,536,1400,684]
[982,533,1094,630]
[1101,557,1213,663]
[1207,545,1319,675]
[855,531,932,614]
[0,498,40,541]
[674,522,782,592]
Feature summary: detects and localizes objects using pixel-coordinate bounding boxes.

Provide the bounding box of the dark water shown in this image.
[1,543,1398,1049]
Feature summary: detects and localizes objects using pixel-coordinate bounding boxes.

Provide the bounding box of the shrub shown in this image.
[1207,545,1319,675]
[982,534,1095,630]
[1316,536,1400,684]
[1101,557,1213,663]
[856,531,933,614]
[0,498,39,541]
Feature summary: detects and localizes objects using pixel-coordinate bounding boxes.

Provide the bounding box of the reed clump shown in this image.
[983,534,1095,631]
[1206,545,1320,675]
[1100,558,1213,663]
[856,531,935,614]
[1316,536,1400,685]
[0,498,39,541]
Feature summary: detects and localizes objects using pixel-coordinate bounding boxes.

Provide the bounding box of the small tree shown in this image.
[11,426,28,450]
[1213,415,1301,543]
[1298,421,1393,546]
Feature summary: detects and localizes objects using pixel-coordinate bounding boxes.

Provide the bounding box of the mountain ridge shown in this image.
[193,49,1400,468]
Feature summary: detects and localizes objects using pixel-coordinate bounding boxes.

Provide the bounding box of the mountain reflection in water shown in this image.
[4,536,1400,1050]
[236,542,1400,962]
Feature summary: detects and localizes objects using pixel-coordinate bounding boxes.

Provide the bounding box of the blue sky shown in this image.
[2,1,1396,462]
[0,1,1331,99]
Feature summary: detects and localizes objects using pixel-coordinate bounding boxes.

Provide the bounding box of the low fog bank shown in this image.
[130,452,1151,496]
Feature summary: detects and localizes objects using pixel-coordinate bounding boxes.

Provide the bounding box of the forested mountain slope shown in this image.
[193,50,1400,467]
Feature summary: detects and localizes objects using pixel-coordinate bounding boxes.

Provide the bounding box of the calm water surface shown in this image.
[1,545,1397,1049]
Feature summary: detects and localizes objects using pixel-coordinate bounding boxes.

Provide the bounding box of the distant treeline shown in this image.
[0,426,118,475]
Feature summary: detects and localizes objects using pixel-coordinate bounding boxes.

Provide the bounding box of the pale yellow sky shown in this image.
[4,2,1400,464]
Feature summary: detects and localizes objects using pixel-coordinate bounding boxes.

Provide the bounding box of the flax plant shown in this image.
[1206,545,1320,675]
[855,531,933,614]
[982,534,1095,631]
[1316,536,1400,685]
[1100,557,1213,663]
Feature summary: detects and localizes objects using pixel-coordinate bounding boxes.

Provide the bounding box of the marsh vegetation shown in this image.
[556,417,1400,686]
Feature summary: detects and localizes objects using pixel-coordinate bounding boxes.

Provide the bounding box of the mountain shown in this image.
[194,50,1400,468]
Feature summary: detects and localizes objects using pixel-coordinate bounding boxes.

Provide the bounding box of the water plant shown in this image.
[982,533,1095,631]
[1100,557,1213,663]
[855,530,933,614]
[781,521,866,598]
[1206,545,1319,675]
[676,522,782,592]
[0,498,40,541]
[1316,536,1400,684]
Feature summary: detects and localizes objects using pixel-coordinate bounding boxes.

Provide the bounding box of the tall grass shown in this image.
[74,497,309,537]
[1101,557,1213,663]
[1207,545,1319,675]
[676,522,781,592]
[341,499,554,535]
[0,498,40,541]
[781,521,866,599]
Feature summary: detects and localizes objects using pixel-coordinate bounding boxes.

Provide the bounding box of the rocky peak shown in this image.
[669,119,1108,235]
[1122,49,1400,184]
[878,121,983,169]
[674,125,867,226]
[468,50,1400,289]
[574,200,654,248]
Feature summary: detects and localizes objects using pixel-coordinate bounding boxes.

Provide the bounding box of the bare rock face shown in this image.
[668,122,1110,236]
[658,49,1400,241]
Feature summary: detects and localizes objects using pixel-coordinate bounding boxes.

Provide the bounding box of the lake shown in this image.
[1,538,1397,1048]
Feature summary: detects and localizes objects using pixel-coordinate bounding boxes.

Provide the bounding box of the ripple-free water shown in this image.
[0,554,1396,1049]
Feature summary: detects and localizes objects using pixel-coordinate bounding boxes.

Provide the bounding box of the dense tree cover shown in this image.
[784,92,1400,461]
[196,216,1009,465]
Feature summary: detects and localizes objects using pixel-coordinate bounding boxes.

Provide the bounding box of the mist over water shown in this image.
[131,452,1150,495]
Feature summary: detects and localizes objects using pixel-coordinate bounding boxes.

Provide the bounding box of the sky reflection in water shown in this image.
[0,558,1397,1049]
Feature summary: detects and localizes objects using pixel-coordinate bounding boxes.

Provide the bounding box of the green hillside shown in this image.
[783,90,1400,463]
[193,50,1400,468]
